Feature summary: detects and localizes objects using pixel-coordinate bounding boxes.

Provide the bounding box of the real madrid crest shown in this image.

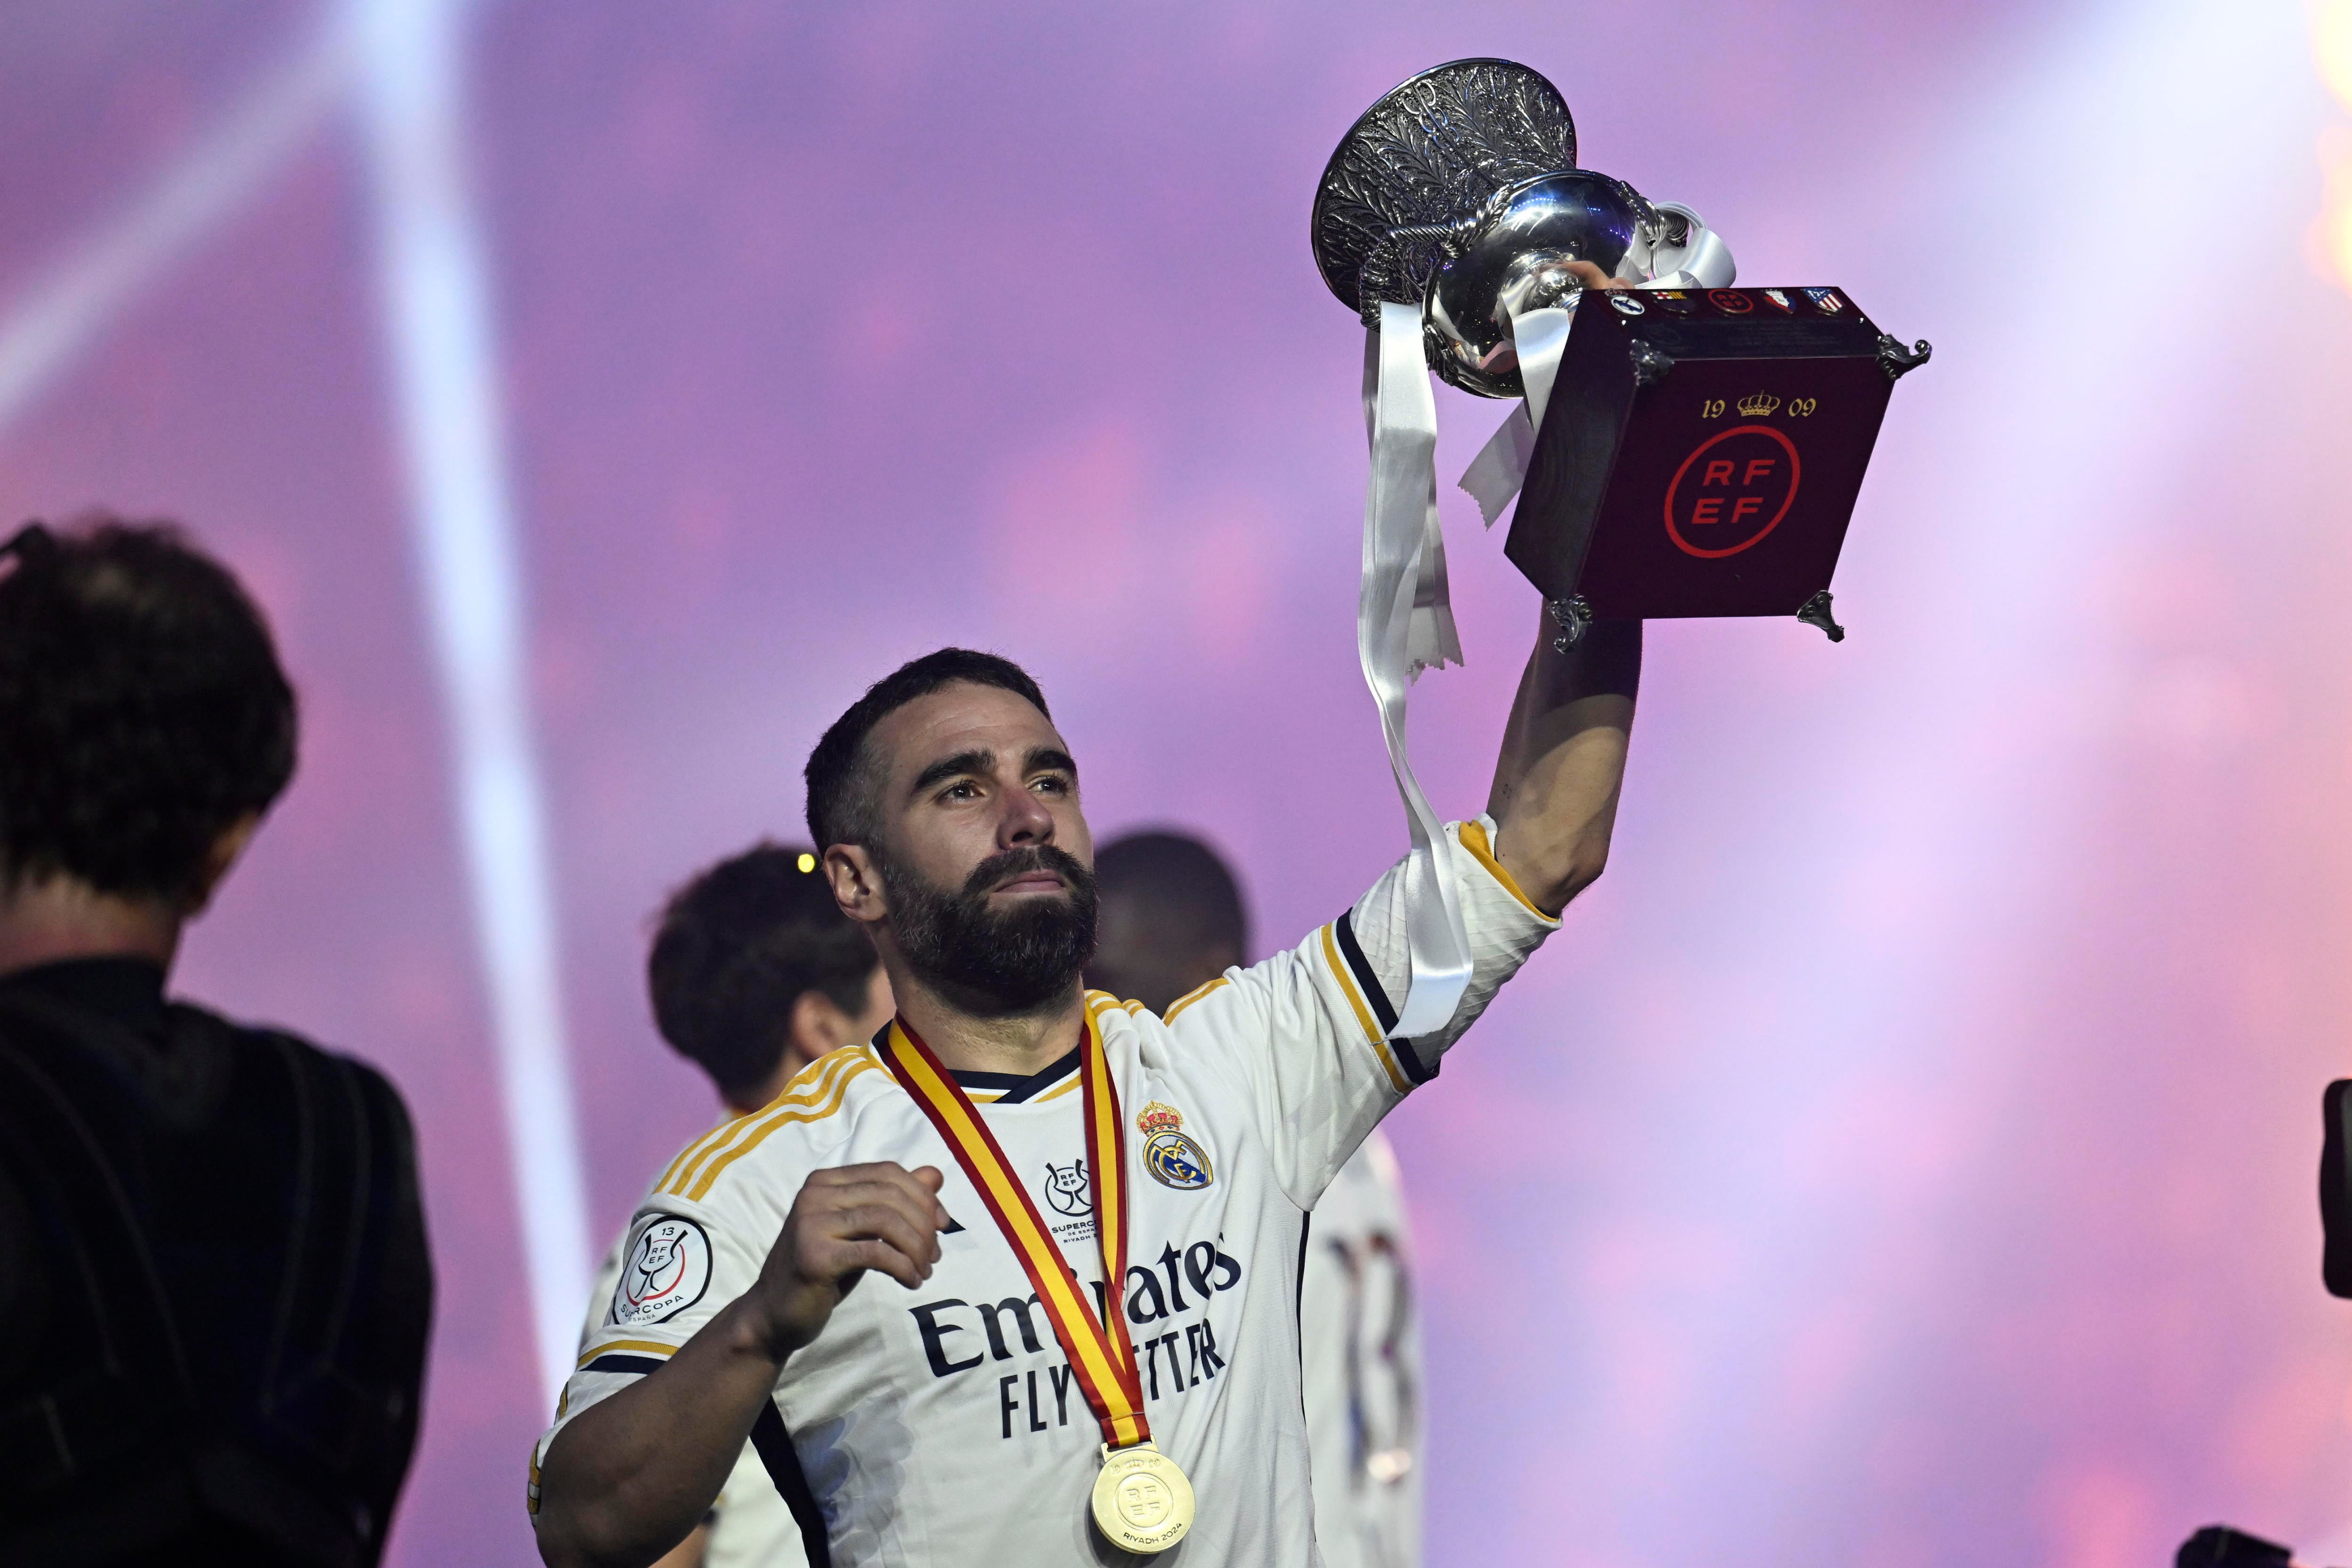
[1136,1101,1213,1191]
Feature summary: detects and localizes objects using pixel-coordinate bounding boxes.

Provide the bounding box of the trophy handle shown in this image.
[1628,340,1675,388]
[1876,334,1932,381]
[1796,590,1846,643]
[1633,202,1736,290]
[1546,595,1593,652]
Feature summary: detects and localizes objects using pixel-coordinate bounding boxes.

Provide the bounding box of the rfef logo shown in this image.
[1042,1159,1092,1216]
[610,1214,712,1326]
[1663,425,1801,559]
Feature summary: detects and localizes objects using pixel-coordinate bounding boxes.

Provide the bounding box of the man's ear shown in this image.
[823,844,887,925]
[184,813,264,917]
[789,989,866,1062]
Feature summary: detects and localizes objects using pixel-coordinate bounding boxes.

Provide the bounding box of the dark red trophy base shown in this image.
[1506,286,1922,622]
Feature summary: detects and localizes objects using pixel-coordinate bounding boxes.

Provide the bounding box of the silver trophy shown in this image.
[1312,56,1924,653]
[1311,58,1729,401]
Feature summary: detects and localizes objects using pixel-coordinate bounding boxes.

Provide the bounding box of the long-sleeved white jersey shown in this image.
[536,817,1554,1567]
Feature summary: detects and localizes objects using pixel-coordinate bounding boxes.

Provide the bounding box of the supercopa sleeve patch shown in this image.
[608,1213,714,1326]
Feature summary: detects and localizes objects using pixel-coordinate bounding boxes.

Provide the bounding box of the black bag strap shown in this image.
[0,1001,195,1496]
[232,1019,390,1471]
[2324,1080,2352,1298]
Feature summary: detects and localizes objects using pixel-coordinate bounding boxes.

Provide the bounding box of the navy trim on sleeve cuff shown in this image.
[579,1353,669,1376]
[1335,909,1435,1085]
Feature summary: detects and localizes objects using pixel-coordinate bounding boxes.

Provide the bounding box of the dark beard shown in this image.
[880,844,1098,1016]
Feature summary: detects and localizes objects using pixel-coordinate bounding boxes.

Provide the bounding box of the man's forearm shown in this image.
[1488,618,1640,915]
[536,1297,787,1568]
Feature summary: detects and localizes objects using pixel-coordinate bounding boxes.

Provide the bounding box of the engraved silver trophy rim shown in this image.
[1310,57,1680,400]
[1309,58,1578,324]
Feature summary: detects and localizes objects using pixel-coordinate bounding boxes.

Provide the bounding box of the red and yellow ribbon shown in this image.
[882,1019,1150,1449]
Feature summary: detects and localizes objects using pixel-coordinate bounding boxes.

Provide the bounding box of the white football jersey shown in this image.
[536,818,1555,1568]
[1301,1129,1421,1568]
[581,1230,807,1567]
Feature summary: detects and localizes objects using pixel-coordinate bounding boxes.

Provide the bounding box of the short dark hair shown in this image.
[647,842,880,1097]
[803,648,1050,852]
[1094,831,1250,961]
[0,517,297,905]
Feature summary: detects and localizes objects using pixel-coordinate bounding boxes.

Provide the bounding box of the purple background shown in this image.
[4,2,2351,1563]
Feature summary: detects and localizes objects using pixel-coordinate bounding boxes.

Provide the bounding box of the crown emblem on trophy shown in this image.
[1737,392,1781,417]
[1136,1101,1184,1137]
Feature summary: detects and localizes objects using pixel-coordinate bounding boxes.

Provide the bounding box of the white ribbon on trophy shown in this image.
[1358,300,1473,1039]
[1459,203,1735,527]
[1355,207,1731,1040]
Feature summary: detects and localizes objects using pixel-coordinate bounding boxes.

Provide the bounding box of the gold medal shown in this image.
[1090,1442,1195,1555]
[884,1022,1203,1552]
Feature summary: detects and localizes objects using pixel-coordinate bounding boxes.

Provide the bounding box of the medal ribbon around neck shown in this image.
[881,1018,1149,1450]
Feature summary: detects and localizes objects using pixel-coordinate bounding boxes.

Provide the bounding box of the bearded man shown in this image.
[532,625,1637,1568]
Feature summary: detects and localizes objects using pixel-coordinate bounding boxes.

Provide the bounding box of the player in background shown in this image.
[581,843,893,1568]
[1088,830,1421,1568]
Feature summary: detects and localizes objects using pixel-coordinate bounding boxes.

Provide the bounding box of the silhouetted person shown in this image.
[0,518,431,1567]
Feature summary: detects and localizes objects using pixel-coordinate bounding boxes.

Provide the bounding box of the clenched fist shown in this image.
[741,1162,952,1358]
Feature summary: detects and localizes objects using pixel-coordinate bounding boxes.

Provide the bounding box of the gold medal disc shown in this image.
[1090,1442,1195,1555]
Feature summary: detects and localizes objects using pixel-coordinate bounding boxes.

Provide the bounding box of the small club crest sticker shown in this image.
[1136,1101,1213,1191]
[610,1214,712,1326]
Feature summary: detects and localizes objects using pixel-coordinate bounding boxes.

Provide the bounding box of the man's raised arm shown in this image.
[1486,615,1641,917]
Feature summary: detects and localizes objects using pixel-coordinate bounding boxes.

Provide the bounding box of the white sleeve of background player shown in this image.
[577,1229,627,1357]
[1165,813,1557,1208]
[1301,1133,1423,1568]
[527,1182,780,1521]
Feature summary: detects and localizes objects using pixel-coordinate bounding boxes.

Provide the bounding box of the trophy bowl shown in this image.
[1311,58,1670,399]
[1423,169,1651,398]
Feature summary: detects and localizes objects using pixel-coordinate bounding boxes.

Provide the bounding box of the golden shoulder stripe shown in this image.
[662,1047,867,1196]
[653,1047,862,1194]
[678,1057,878,1200]
[1161,976,1229,1024]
